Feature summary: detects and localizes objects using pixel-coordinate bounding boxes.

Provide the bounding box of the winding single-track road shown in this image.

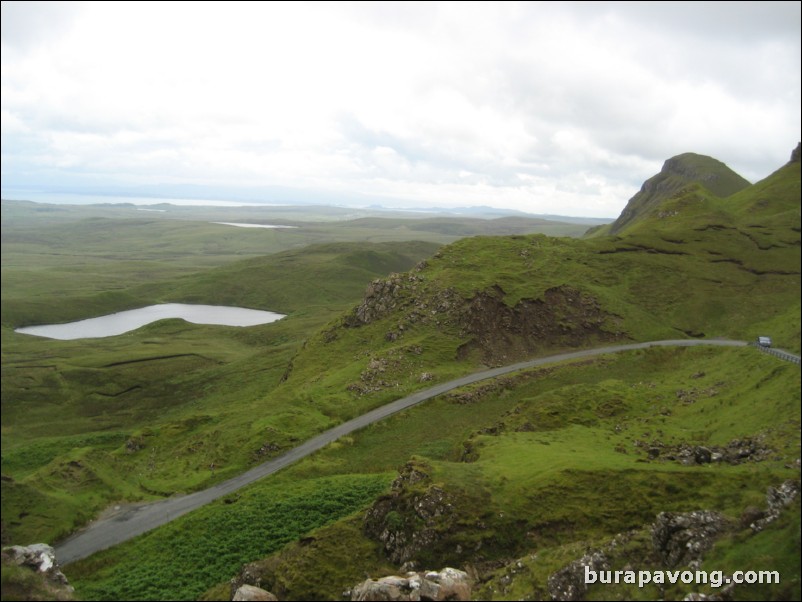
[55,338,797,565]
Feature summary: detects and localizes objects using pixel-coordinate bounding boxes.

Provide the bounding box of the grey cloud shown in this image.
[2,2,798,215]
[338,114,535,188]
[0,1,83,51]
[541,1,801,43]
[604,1,800,42]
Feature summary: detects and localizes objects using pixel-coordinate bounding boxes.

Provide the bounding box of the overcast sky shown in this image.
[1,1,800,217]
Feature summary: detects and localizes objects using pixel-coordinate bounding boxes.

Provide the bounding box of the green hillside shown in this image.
[2,149,800,601]
[276,155,799,417]
[0,204,591,327]
[1,241,438,544]
[71,346,800,601]
[596,152,752,237]
[190,151,796,601]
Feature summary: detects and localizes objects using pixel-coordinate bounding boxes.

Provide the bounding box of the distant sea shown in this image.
[0,189,272,207]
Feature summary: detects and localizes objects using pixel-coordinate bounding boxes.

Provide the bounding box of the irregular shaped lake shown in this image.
[210,222,298,229]
[14,304,285,340]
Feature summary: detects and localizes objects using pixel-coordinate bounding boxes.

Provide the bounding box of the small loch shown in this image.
[210,222,298,229]
[15,303,285,340]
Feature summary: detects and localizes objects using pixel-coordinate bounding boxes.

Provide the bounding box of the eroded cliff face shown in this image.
[344,269,625,366]
[362,462,458,566]
[455,284,624,364]
[360,460,530,576]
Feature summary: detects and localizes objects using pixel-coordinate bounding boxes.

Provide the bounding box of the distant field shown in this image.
[1,199,593,326]
[1,200,592,546]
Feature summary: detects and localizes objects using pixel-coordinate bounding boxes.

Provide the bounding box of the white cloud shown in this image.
[2,1,800,217]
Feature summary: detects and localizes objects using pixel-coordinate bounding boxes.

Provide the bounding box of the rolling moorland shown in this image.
[2,206,594,541]
[1,146,800,601]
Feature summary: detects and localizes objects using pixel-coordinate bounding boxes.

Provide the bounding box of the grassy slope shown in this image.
[1,241,438,544]
[67,160,801,602]
[66,346,800,601]
[271,165,798,427]
[1,202,590,327]
[2,159,799,600]
[606,152,752,235]
[68,474,392,601]
[176,162,796,599]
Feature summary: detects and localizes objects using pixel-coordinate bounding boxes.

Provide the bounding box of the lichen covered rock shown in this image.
[651,511,729,567]
[349,567,471,601]
[1,543,74,601]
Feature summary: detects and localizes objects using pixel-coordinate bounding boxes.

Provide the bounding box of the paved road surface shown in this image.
[56,339,761,564]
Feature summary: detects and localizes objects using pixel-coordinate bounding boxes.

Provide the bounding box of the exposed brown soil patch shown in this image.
[456,285,625,365]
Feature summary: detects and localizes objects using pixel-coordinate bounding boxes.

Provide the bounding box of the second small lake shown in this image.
[210,222,298,229]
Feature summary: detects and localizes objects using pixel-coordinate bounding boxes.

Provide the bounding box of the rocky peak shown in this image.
[791,142,801,163]
[661,153,731,183]
[609,152,750,235]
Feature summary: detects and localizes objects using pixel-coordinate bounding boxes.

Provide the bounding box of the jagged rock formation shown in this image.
[345,274,624,366]
[750,479,800,532]
[547,551,610,601]
[651,511,730,567]
[348,567,471,601]
[344,271,459,330]
[790,142,801,163]
[608,153,750,235]
[637,436,773,465]
[455,285,624,364]
[1,543,74,600]
[511,477,799,601]
[363,462,456,565]
[230,562,273,600]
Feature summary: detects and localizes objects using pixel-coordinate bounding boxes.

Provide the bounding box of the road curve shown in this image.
[55,339,755,564]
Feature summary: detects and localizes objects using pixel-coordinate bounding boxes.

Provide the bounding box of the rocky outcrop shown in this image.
[791,142,801,163]
[638,436,773,465]
[491,484,795,600]
[2,544,61,574]
[344,272,623,366]
[651,511,730,567]
[348,567,471,601]
[1,543,74,600]
[229,559,275,600]
[455,285,624,365]
[345,273,444,328]
[750,479,800,532]
[347,345,424,396]
[363,462,456,565]
[232,584,278,601]
[548,551,610,601]
[682,584,736,601]
[350,275,406,326]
